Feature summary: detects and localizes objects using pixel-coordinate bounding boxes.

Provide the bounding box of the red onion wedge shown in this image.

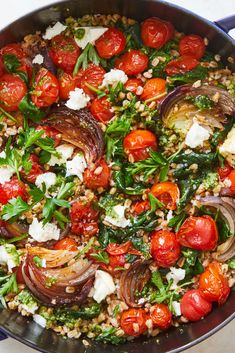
[27,247,78,268]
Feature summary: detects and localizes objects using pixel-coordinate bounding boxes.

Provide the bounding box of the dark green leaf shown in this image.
[1,197,30,221]
[3,54,20,72]
[96,327,126,345]
[19,94,45,122]
[168,211,187,232]
[90,251,109,264]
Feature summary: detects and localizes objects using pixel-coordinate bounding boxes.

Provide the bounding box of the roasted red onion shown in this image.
[119,260,151,307]
[27,247,78,268]
[0,221,28,239]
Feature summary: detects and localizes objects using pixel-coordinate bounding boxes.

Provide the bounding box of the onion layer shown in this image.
[27,247,78,268]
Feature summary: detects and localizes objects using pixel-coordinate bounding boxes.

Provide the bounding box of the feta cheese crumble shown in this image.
[65,88,90,110]
[102,69,128,88]
[43,21,67,40]
[172,301,181,316]
[35,172,57,197]
[29,218,60,242]
[32,54,44,65]
[166,267,186,290]
[74,27,108,49]
[219,127,235,165]
[0,151,14,184]
[33,314,47,328]
[104,204,130,228]
[93,270,116,303]
[48,144,74,166]
[66,153,87,180]
[0,244,19,272]
[185,122,210,148]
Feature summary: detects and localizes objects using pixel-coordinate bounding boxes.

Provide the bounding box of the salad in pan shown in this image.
[0,13,234,345]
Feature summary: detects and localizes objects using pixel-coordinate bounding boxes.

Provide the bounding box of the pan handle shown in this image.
[215,15,235,33]
[0,329,7,340]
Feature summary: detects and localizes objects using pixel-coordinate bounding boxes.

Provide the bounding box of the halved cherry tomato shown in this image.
[36,125,62,147]
[165,55,199,76]
[109,254,126,269]
[179,34,205,60]
[150,304,172,330]
[70,200,99,237]
[53,237,78,251]
[84,159,110,190]
[90,96,114,123]
[0,178,28,204]
[141,78,166,103]
[0,74,27,111]
[177,215,218,251]
[227,169,235,191]
[78,64,106,97]
[58,71,80,100]
[132,200,150,215]
[151,182,179,210]
[0,43,31,77]
[20,154,43,183]
[218,163,233,181]
[31,68,59,107]
[123,130,157,162]
[141,17,174,49]
[49,34,80,73]
[180,289,212,321]
[95,27,126,59]
[106,241,131,255]
[120,308,147,336]
[115,49,148,76]
[199,262,230,304]
[151,230,180,268]
[124,78,142,94]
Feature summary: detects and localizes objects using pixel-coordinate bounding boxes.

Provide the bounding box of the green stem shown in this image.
[76,237,95,259]
[144,91,167,104]
[0,107,17,123]
[85,82,106,97]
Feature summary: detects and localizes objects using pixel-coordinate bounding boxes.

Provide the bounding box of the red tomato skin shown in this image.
[20,154,44,183]
[177,215,218,251]
[151,230,180,268]
[95,27,126,59]
[58,71,80,100]
[218,163,233,181]
[0,178,28,204]
[120,308,147,336]
[180,289,212,321]
[179,34,205,60]
[115,50,149,76]
[78,64,106,97]
[90,97,114,123]
[227,169,235,191]
[150,304,172,330]
[36,125,62,147]
[31,68,59,107]
[132,200,150,215]
[0,74,27,111]
[0,43,31,77]
[70,200,99,237]
[49,35,80,73]
[53,237,78,251]
[123,130,157,162]
[141,17,174,49]
[165,55,199,76]
[199,262,230,304]
[151,182,180,211]
[84,159,110,190]
[124,78,142,94]
[106,241,131,255]
[141,78,166,103]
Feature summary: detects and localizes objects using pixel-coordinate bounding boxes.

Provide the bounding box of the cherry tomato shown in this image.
[78,64,105,97]
[132,200,150,215]
[109,254,126,269]
[58,71,80,100]
[177,215,218,251]
[31,68,59,107]
[151,230,180,268]
[120,308,147,336]
[141,17,174,49]
[0,74,26,111]
[0,43,31,77]
[90,96,114,123]
[179,34,205,60]
[70,200,99,237]
[165,55,199,76]
[150,304,172,330]
[141,78,166,103]
[151,182,180,210]
[106,241,131,255]
[84,159,110,190]
[0,178,28,204]
[115,49,148,76]
[180,289,212,321]
[227,169,235,191]
[36,125,62,147]
[124,78,143,94]
[199,262,230,304]
[218,163,233,181]
[123,130,157,162]
[53,237,78,251]
[20,154,43,183]
[95,27,126,59]
[49,34,80,73]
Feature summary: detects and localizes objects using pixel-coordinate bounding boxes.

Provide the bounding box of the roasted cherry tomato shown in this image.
[141,17,174,49]
[199,262,230,304]
[49,34,80,73]
[218,163,233,181]
[78,64,105,97]
[70,200,99,237]
[120,308,147,336]
[0,74,26,111]
[58,71,80,100]
[53,237,78,251]
[151,230,180,268]
[150,304,172,330]
[36,125,62,147]
[109,254,126,269]
[180,289,212,321]
[106,241,131,255]
[123,130,157,162]
[0,43,31,77]
[132,200,150,215]
[124,78,143,94]
[179,34,205,60]
[141,78,166,103]
[151,182,180,210]
[20,154,43,183]
[165,55,199,76]
[31,68,59,107]
[84,159,110,190]
[95,27,126,59]
[177,215,218,251]
[0,178,28,204]
[90,96,114,123]
[227,169,235,191]
[115,49,148,76]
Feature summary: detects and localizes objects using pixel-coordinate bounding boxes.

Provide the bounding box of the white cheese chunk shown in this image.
[102,69,128,88]
[35,172,57,197]
[43,21,67,40]
[33,314,47,328]
[0,244,19,272]
[219,126,235,165]
[0,166,14,184]
[166,210,173,223]
[172,301,181,316]
[74,27,108,49]
[185,122,210,148]
[21,302,38,315]
[32,54,44,65]
[29,218,60,242]
[166,267,186,290]
[65,88,90,110]
[93,270,116,303]
[104,204,130,228]
[66,153,87,181]
[48,144,74,166]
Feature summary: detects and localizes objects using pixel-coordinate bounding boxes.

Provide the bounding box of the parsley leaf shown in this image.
[0,138,21,179]
[0,273,18,308]
[148,192,164,211]
[90,251,109,264]
[19,94,45,122]
[1,197,30,221]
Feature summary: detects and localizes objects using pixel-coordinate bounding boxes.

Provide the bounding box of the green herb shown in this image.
[90,251,109,264]
[0,273,18,308]
[45,276,57,288]
[57,182,75,199]
[177,177,203,211]
[73,43,106,75]
[202,172,218,190]
[0,107,17,123]
[54,303,101,321]
[98,224,117,248]
[124,253,138,263]
[17,128,44,149]
[39,150,51,164]
[113,304,120,317]
[168,211,187,232]
[33,256,44,268]
[19,94,45,122]
[43,198,70,224]
[116,20,142,49]
[21,152,33,174]
[148,192,164,211]
[0,138,21,179]
[228,257,235,269]
[186,94,214,110]
[3,54,28,83]
[181,248,204,277]
[211,117,235,147]
[98,193,122,218]
[1,197,30,221]
[167,66,208,90]
[0,233,28,245]
[96,327,126,345]
[84,82,106,98]
[29,187,44,203]
[76,237,95,259]
[113,163,147,195]
[131,237,150,259]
